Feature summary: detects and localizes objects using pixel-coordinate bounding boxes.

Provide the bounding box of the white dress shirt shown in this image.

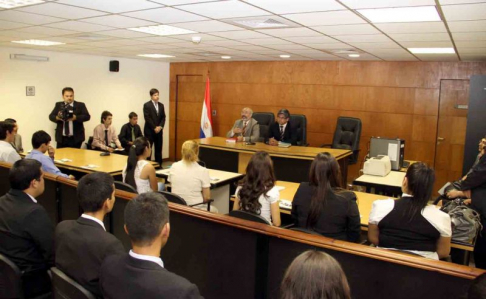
[26,193,37,203]
[129,250,164,268]
[0,140,21,164]
[81,214,106,231]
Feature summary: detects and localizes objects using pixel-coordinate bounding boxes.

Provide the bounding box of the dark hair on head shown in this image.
[306,152,342,229]
[281,250,351,299]
[278,109,291,119]
[125,192,169,246]
[31,130,51,149]
[4,118,16,123]
[101,111,113,124]
[238,151,276,214]
[124,137,150,190]
[77,172,114,213]
[468,273,486,299]
[128,112,138,119]
[62,87,74,95]
[403,162,435,218]
[150,88,159,96]
[0,121,16,140]
[9,159,42,191]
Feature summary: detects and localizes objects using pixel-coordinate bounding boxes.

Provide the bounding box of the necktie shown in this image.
[154,103,159,115]
[280,126,284,140]
[104,130,109,147]
[242,121,247,135]
[131,127,135,141]
[64,105,70,136]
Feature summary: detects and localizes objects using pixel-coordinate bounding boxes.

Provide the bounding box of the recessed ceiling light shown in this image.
[0,0,44,9]
[408,48,455,54]
[129,25,196,36]
[221,56,231,59]
[11,39,65,46]
[348,54,360,58]
[357,6,441,23]
[137,54,175,58]
[280,55,291,58]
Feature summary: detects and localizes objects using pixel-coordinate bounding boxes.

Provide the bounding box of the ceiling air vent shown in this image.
[226,16,300,30]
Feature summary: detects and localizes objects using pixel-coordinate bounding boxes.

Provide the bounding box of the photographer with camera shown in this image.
[49,87,90,148]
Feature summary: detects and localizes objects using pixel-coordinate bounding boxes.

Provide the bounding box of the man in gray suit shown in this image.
[226,107,260,142]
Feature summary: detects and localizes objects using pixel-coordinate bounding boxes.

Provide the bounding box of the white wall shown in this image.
[0,47,170,158]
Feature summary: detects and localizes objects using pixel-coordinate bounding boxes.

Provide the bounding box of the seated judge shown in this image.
[226,107,260,142]
[268,109,298,146]
[92,111,124,152]
[0,121,21,164]
[100,192,203,299]
[5,118,23,153]
[26,130,75,180]
[55,172,125,298]
[119,112,143,154]
[0,159,54,298]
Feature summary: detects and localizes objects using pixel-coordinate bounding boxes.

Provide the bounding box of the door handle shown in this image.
[437,137,445,141]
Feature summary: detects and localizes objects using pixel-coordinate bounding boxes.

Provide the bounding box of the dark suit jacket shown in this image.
[118,123,143,149]
[100,254,203,299]
[268,121,298,145]
[143,101,166,139]
[291,183,361,242]
[49,101,91,143]
[55,217,125,298]
[462,154,486,226]
[0,189,54,272]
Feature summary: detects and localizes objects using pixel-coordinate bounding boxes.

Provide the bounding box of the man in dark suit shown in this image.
[119,112,143,155]
[143,88,165,166]
[268,109,298,145]
[100,192,203,299]
[55,172,124,297]
[49,87,91,149]
[0,159,54,298]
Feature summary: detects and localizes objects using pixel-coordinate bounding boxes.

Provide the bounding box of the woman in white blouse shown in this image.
[123,137,160,194]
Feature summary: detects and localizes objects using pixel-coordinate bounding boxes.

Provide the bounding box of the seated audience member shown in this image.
[281,250,351,299]
[291,153,360,242]
[168,140,217,212]
[55,172,125,297]
[233,151,281,226]
[368,162,452,259]
[92,110,123,152]
[100,192,203,299]
[268,109,298,146]
[5,118,23,153]
[0,121,21,164]
[468,273,486,299]
[0,159,53,298]
[26,130,75,179]
[119,112,143,154]
[226,107,260,142]
[123,137,163,193]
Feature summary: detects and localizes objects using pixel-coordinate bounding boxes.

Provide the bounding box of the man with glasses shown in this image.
[268,109,298,146]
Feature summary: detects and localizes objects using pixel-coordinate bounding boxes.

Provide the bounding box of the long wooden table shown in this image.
[196,137,352,184]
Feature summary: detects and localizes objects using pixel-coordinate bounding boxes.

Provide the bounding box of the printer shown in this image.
[363,155,392,177]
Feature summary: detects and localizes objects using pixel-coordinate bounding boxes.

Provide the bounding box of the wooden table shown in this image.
[353,171,405,196]
[196,137,352,184]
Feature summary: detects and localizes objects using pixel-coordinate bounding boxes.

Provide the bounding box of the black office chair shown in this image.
[84,136,93,150]
[158,191,213,212]
[197,160,206,167]
[321,117,362,164]
[51,267,96,299]
[114,181,138,194]
[289,114,308,146]
[252,112,275,142]
[228,210,271,225]
[0,253,24,299]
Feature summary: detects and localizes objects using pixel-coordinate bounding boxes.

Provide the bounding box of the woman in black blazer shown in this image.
[291,152,360,242]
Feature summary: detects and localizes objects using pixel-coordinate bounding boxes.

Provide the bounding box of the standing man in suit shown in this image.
[143,88,165,166]
[100,192,203,299]
[268,109,298,146]
[55,172,125,297]
[119,112,143,154]
[0,159,54,298]
[49,87,91,149]
[226,107,260,142]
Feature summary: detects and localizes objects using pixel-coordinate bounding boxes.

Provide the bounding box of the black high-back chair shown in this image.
[0,253,24,299]
[252,112,275,142]
[51,267,96,299]
[158,191,213,212]
[228,210,271,225]
[289,114,308,146]
[114,181,138,194]
[322,117,362,164]
[84,136,93,150]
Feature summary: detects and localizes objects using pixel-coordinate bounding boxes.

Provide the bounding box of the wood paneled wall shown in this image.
[169,61,486,180]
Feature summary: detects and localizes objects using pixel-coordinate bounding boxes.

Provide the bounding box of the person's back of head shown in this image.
[181,140,199,164]
[77,172,115,214]
[403,162,435,217]
[281,250,351,299]
[124,137,150,190]
[0,121,16,141]
[9,159,43,194]
[468,273,486,299]
[31,130,51,150]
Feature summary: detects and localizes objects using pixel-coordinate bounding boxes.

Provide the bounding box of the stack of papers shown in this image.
[81,164,99,169]
[279,199,292,209]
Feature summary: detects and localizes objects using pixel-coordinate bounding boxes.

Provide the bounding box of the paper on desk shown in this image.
[279,199,292,209]
[57,158,72,163]
[276,185,286,191]
[388,144,398,161]
[210,177,219,181]
[81,164,99,169]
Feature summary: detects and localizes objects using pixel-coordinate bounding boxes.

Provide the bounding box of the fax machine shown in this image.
[363,155,391,177]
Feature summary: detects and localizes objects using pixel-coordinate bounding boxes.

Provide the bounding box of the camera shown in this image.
[59,103,74,121]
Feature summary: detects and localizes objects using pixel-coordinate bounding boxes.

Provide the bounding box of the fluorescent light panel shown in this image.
[0,0,44,9]
[11,39,65,46]
[408,48,455,54]
[348,54,360,57]
[280,55,291,58]
[138,54,175,58]
[358,6,441,23]
[129,25,196,36]
[221,56,231,59]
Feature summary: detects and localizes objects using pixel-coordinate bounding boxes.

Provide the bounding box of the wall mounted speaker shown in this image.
[109,60,119,72]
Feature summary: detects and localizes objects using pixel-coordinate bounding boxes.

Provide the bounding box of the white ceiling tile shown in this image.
[73,41,119,48]
[455,40,486,47]
[346,41,401,49]
[18,26,79,36]
[399,40,454,47]
[311,43,356,49]
[206,39,250,46]
[17,3,108,19]
[136,36,188,43]
[47,21,115,32]
[452,32,486,40]
[41,36,92,43]
[457,47,486,54]
[169,33,224,41]
[82,15,156,29]
[123,7,207,24]
[312,24,380,35]
[95,29,153,38]
[256,27,322,38]
[335,53,381,60]
[448,20,486,32]
[243,37,293,45]
[389,33,451,41]
[232,44,274,51]
[0,30,49,39]
[247,49,288,54]
[334,34,392,43]
[415,53,459,61]
[144,43,181,50]
[376,54,418,61]
[107,39,152,46]
[0,35,16,41]
[242,0,345,14]
[176,20,243,32]
[283,11,367,26]
[0,10,66,25]
[375,22,447,34]
[286,49,333,55]
[176,0,269,19]
[264,44,311,50]
[210,30,270,39]
[340,0,435,9]
[439,0,486,4]
[57,0,163,13]
[365,49,411,55]
[283,36,340,44]
[0,20,30,29]
[460,54,486,61]
[442,3,486,21]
